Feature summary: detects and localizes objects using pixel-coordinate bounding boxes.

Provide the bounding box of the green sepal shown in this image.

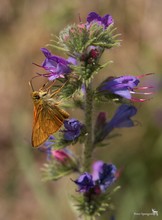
[46,43,69,52]
[95,91,122,103]
[80,63,101,82]
[56,23,120,57]
[94,142,110,148]
[59,75,82,98]
[87,23,120,49]
[95,91,134,104]
[41,161,74,181]
[71,185,120,217]
[78,59,113,84]
[58,24,89,55]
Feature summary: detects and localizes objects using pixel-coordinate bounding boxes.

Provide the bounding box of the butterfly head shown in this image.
[32,90,48,103]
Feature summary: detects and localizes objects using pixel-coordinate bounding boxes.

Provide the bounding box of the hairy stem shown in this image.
[83,82,94,172]
[83,216,95,220]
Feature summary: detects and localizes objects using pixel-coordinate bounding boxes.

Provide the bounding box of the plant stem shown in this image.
[83,216,95,220]
[83,82,94,172]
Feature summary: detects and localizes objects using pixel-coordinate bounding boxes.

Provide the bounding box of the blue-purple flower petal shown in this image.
[99,76,140,100]
[95,104,137,142]
[92,161,117,192]
[35,48,75,80]
[63,118,83,141]
[110,104,137,128]
[87,12,113,29]
[74,172,94,193]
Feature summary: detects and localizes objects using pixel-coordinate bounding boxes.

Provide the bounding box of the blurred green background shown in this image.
[0,0,162,219]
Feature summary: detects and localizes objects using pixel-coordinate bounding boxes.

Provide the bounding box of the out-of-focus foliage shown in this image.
[0,0,162,220]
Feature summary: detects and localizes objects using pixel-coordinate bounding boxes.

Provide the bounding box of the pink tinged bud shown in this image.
[95,112,107,131]
[51,149,70,163]
[89,49,99,59]
[77,24,86,29]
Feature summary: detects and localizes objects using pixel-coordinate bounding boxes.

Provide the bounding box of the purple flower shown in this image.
[92,161,117,192]
[95,104,137,143]
[98,74,153,102]
[86,12,114,29]
[74,172,94,193]
[34,48,75,80]
[108,104,137,128]
[63,118,83,141]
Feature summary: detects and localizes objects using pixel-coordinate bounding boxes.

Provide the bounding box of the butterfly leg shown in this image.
[50,81,68,97]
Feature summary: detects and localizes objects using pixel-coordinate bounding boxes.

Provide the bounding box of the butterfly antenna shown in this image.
[29,75,40,91]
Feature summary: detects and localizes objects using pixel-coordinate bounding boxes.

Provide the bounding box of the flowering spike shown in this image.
[31,11,154,219]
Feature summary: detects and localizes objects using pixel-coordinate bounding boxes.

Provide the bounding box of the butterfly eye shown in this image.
[34,95,40,100]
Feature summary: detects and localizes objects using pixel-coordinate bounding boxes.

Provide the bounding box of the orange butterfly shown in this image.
[30,81,69,147]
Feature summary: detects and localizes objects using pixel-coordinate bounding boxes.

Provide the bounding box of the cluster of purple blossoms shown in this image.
[74,161,117,194]
[40,119,83,163]
[63,118,83,141]
[78,12,114,63]
[32,12,116,81]
[98,74,153,102]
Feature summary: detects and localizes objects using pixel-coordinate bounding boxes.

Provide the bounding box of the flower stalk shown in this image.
[83,82,94,172]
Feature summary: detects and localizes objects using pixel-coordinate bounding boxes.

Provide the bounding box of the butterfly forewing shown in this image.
[31,90,69,147]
